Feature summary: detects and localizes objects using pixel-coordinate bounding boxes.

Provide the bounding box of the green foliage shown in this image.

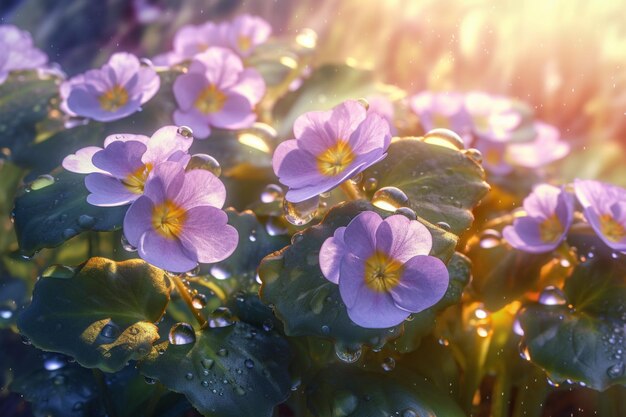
[259,200,458,349]
[140,322,291,417]
[362,137,490,235]
[520,259,626,390]
[18,257,172,372]
[12,171,127,255]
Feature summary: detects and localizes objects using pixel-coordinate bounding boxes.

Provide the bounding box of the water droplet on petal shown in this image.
[538,286,567,306]
[260,184,284,203]
[356,98,370,110]
[372,186,409,212]
[186,153,222,177]
[168,322,196,345]
[283,197,318,226]
[177,125,193,138]
[422,128,465,150]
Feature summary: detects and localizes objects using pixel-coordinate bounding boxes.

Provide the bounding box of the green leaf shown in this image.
[140,322,291,417]
[362,137,489,235]
[520,259,626,390]
[0,72,58,153]
[13,170,127,255]
[306,367,465,417]
[259,200,457,348]
[272,64,389,138]
[17,257,172,372]
[467,230,552,311]
[0,274,29,328]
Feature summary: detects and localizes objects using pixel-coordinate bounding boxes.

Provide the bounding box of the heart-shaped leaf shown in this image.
[140,322,291,417]
[18,257,172,372]
[259,200,457,348]
[362,137,489,235]
[520,259,626,390]
[306,367,465,417]
[12,170,127,255]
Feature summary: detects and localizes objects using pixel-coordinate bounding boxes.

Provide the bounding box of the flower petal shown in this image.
[91,140,147,178]
[173,109,212,139]
[178,206,238,263]
[375,215,433,262]
[342,211,382,259]
[389,255,449,313]
[175,169,226,210]
[123,195,154,247]
[319,227,347,284]
[142,125,194,164]
[85,173,138,207]
[62,146,105,174]
[138,230,197,273]
[173,73,209,111]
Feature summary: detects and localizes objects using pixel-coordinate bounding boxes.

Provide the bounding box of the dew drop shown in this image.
[283,196,318,226]
[185,372,194,380]
[607,362,625,379]
[265,216,288,236]
[186,153,221,177]
[334,343,362,363]
[546,377,560,387]
[100,322,120,339]
[77,214,96,229]
[208,307,234,328]
[479,229,502,249]
[436,221,451,231]
[438,338,450,346]
[121,235,137,252]
[260,184,284,203]
[291,232,304,245]
[262,319,274,332]
[381,357,395,371]
[356,98,370,110]
[192,294,207,310]
[422,128,465,150]
[168,322,196,345]
[321,325,330,335]
[244,359,254,369]
[394,206,417,220]
[518,341,531,361]
[177,125,193,138]
[464,148,483,163]
[538,286,567,306]
[210,264,231,280]
[62,228,78,239]
[350,172,363,184]
[363,177,378,192]
[332,390,359,417]
[144,376,156,385]
[201,358,215,369]
[201,380,209,387]
[30,174,56,191]
[402,409,418,417]
[513,317,525,336]
[218,348,228,357]
[372,186,409,212]
[44,356,66,371]
[0,301,16,320]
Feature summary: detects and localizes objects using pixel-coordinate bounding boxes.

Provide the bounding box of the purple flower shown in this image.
[473,137,513,176]
[319,211,449,328]
[152,22,227,66]
[60,52,160,122]
[0,25,48,84]
[503,184,574,253]
[172,47,265,139]
[366,95,397,135]
[62,126,193,206]
[123,161,238,272]
[465,92,522,142]
[506,122,569,168]
[574,179,626,252]
[273,100,392,203]
[409,92,471,135]
[225,14,272,57]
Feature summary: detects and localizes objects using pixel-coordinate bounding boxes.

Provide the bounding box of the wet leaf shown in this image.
[18,257,172,372]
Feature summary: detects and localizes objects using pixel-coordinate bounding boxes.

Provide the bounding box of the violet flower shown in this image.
[152,21,227,66]
[0,25,48,84]
[506,122,570,169]
[226,14,272,57]
[123,161,238,272]
[409,91,470,135]
[319,211,449,328]
[503,184,574,253]
[273,100,392,203]
[465,92,522,142]
[574,179,626,252]
[62,126,193,206]
[60,52,160,122]
[172,47,265,139]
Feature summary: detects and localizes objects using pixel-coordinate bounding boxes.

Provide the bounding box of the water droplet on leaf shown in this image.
[283,197,318,226]
[168,322,196,345]
[422,128,465,150]
[372,186,409,212]
[538,286,567,306]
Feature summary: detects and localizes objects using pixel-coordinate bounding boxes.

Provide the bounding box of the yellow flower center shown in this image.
[99,85,129,112]
[237,35,252,52]
[121,163,152,194]
[316,140,356,176]
[151,200,187,240]
[195,84,227,114]
[539,213,563,243]
[364,251,403,293]
[600,213,625,242]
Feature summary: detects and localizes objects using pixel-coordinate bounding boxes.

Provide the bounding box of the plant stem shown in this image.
[339,181,362,201]
[491,362,512,417]
[172,274,207,328]
[460,333,492,414]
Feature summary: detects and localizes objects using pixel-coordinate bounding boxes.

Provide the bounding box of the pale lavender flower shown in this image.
[172,47,265,139]
[60,52,160,122]
[319,211,449,329]
[123,161,238,272]
[574,179,626,252]
[0,25,48,84]
[503,184,574,253]
[473,137,513,175]
[273,100,392,203]
[465,92,522,142]
[506,122,569,168]
[62,126,193,206]
[409,91,470,135]
[226,14,272,57]
[152,22,227,66]
[367,95,397,135]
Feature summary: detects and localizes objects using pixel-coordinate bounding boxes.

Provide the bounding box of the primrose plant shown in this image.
[0,12,625,417]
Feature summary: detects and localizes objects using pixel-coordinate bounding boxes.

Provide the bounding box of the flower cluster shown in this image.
[0,25,48,84]
[61,52,160,122]
[319,211,449,328]
[63,126,238,272]
[153,14,271,66]
[503,180,626,254]
[409,91,570,174]
[273,100,392,202]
